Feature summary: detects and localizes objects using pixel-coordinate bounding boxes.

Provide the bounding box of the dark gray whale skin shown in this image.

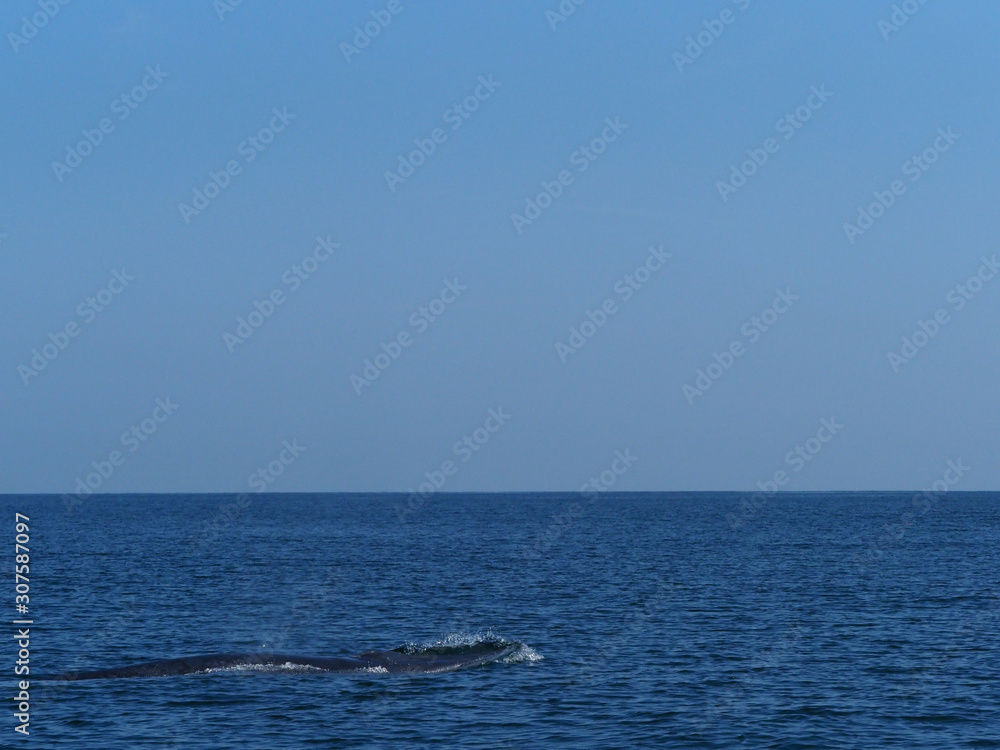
[44,646,517,680]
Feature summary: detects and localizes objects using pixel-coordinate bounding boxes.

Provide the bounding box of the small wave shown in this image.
[501,644,544,664]
[393,628,542,663]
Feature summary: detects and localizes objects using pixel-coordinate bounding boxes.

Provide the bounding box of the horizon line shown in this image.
[2,490,997,497]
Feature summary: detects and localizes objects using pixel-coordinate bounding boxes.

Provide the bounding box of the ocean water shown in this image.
[5,492,999,749]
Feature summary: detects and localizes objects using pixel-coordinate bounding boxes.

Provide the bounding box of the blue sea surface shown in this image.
[4,492,999,748]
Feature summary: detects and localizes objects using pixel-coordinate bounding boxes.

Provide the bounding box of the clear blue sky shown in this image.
[2,1,998,493]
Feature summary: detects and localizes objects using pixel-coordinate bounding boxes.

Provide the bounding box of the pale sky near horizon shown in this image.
[2,0,998,494]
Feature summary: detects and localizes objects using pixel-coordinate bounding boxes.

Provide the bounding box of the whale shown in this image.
[44,643,519,681]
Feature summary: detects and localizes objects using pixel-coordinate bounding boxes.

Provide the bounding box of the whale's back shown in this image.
[43,638,523,680]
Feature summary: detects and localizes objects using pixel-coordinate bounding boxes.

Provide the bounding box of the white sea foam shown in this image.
[402,628,543,664]
[200,662,324,675]
[501,644,544,664]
